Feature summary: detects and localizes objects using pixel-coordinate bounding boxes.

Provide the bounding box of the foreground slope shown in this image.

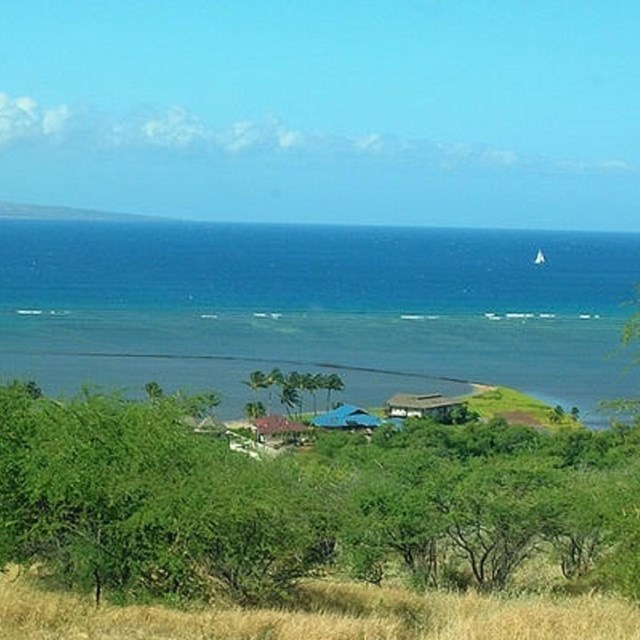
[1,570,639,640]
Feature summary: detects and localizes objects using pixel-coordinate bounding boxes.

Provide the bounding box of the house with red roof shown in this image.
[252,415,310,445]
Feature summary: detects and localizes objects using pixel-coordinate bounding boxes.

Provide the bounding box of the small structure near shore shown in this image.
[252,415,310,445]
[182,415,228,437]
[386,393,466,422]
[312,404,381,430]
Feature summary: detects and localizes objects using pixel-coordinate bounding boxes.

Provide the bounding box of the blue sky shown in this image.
[1,1,639,230]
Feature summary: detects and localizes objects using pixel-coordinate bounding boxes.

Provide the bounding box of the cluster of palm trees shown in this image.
[243,368,345,419]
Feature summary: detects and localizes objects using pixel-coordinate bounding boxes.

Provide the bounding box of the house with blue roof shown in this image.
[311,403,382,429]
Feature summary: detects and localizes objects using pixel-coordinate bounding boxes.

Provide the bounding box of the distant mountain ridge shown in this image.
[0,201,164,222]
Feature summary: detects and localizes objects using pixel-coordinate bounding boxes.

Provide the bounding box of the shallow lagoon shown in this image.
[0,309,635,426]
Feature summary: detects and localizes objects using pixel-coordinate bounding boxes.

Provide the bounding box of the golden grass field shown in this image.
[2,568,640,640]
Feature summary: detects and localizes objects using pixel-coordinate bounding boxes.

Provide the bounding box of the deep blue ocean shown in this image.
[1,220,639,426]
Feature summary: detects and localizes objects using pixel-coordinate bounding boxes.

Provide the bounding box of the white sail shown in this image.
[534,249,546,265]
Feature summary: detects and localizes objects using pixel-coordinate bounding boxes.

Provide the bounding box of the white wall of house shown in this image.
[389,407,425,418]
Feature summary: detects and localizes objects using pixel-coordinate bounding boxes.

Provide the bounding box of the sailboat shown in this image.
[534,248,546,265]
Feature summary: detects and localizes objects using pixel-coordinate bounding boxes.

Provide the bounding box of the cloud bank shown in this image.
[0,92,634,176]
[0,93,70,145]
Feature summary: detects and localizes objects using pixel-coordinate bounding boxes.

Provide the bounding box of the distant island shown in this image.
[0,200,163,222]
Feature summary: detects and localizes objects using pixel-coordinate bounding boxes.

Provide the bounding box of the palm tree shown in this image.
[266,367,284,385]
[324,373,345,410]
[244,401,266,420]
[265,367,284,412]
[312,373,325,414]
[300,372,323,415]
[284,371,304,416]
[280,384,300,418]
[175,390,220,419]
[243,370,268,397]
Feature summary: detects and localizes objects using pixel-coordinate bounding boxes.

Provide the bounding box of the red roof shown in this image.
[253,415,309,436]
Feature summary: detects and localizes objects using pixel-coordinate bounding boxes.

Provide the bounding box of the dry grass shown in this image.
[1,568,640,640]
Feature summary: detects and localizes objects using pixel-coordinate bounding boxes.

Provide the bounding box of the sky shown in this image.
[1,0,639,231]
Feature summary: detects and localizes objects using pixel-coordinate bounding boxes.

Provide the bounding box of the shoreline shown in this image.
[0,309,633,430]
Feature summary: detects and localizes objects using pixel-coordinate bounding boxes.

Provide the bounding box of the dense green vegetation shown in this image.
[0,382,338,606]
[1,376,640,608]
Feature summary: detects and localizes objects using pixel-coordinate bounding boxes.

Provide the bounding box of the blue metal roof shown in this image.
[312,403,382,429]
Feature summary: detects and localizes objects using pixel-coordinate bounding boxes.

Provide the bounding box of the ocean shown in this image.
[1,219,639,427]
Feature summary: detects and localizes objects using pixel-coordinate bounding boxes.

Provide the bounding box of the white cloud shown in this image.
[480,148,519,167]
[0,92,72,145]
[41,105,71,135]
[217,120,261,152]
[432,142,520,170]
[354,133,385,153]
[553,158,636,174]
[0,91,634,177]
[214,119,305,153]
[0,93,37,144]
[350,133,422,158]
[105,105,211,149]
[140,106,210,148]
[102,112,305,153]
[595,159,634,173]
[275,127,304,150]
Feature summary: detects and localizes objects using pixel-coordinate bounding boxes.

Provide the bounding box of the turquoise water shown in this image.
[0,221,639,425]
[0,308,634,426]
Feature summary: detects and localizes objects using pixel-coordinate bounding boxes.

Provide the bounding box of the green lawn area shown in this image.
[465,386,583,429]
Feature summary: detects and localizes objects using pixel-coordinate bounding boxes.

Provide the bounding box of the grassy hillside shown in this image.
[3,382,638,639]
[465,385,583,429]
[1,569,638,640]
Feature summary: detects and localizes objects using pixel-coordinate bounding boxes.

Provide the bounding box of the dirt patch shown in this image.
[496,411,543,427]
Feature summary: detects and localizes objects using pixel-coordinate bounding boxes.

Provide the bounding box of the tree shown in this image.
[621,289,640,357]
[173,389,220,419]
[0,388,221,604]
[280,383,301,418]
[343,458,450,590]
[605,464,640,599]
[140,452,342,605]
[0,381,42,567]
[299,372,322,415]
[265,368,284,412]
[549,404,565,423]
[144,380,164,399]
[545,470,611,580]
[323,373,345,410]
[445,457,560,591]
[243,370,268,397]
[244,401,266,420]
